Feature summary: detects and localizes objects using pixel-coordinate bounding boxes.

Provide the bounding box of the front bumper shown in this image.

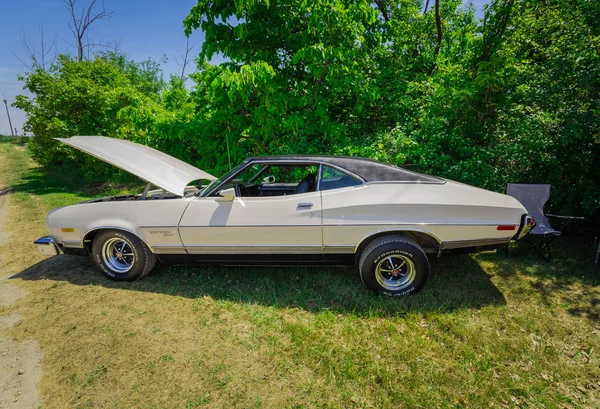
[34,236,61,256]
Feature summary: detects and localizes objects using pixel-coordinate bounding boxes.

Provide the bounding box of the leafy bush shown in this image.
[14,53,165,182]
[16,136,30,145]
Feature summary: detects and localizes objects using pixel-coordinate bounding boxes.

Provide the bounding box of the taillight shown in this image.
[497,225,517,231]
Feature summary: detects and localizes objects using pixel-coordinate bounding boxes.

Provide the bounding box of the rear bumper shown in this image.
[34,236,61,256]
[514,215,536,240]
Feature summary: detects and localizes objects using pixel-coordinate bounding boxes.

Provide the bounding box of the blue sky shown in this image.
[0,0,215,135]
[0,0,487,135]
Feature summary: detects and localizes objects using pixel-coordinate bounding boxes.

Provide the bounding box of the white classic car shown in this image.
[34,136,534,296]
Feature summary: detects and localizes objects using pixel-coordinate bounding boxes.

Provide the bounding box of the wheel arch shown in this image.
[82,227,154,254]
[354,229,441,261]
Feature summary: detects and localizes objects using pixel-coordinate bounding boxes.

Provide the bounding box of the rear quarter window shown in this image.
[319,166,362,191]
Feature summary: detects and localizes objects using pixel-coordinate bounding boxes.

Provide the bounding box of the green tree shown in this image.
[14,0,600,221]
[184,0,382,162]
[14,54,165,180]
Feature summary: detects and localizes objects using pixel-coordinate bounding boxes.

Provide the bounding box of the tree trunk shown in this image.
[434,0,442,56]
[375,0,390,22]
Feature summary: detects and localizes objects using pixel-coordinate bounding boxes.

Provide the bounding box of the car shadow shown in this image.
[10,253,506,316]
[479,237,600,321]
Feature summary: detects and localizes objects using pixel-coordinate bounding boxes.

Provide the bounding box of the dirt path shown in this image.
[0,176,43,408]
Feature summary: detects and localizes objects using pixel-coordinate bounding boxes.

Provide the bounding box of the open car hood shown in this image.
[56,136,216,196]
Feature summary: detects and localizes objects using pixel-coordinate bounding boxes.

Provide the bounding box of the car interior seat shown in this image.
[295,174,316,194]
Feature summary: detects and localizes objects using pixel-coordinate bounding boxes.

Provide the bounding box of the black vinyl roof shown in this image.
[247,155,445,183]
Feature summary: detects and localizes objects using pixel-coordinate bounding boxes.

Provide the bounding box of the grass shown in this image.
[1,136,599,408]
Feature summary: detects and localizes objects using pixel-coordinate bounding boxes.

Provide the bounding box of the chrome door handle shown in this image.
[297,202,313,209]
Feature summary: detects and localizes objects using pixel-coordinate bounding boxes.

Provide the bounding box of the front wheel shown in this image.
[358,235,429,296]
[91,230,156,281]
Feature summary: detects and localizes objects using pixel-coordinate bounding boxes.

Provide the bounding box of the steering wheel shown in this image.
[234,183,248,197]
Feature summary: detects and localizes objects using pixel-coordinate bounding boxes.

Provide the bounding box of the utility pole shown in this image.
[3,99,15,138]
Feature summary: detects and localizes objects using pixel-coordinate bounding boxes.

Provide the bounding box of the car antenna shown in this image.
[226,133,232,170]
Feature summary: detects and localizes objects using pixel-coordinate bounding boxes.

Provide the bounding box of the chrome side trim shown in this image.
[150,244,187,254]
[178,224,319,228]
[185,244,323,254]
[441,237,509,250]
[139,225,184,229]
[323,246,355,254]
[62,240,84,248]
[327,222,517,227]
[365,180,446,185]
[177,222,513,228]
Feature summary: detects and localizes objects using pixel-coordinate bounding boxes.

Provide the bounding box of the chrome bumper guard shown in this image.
[515,215,536,240]
[34,236,61,256]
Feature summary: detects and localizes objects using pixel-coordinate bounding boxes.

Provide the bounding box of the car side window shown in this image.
[232,164,265,184]
[213,164,320,197]
[319,165,362,191]
[262,165,318,184]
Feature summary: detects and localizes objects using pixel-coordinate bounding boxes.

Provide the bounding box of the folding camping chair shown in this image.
[506,183,584,261]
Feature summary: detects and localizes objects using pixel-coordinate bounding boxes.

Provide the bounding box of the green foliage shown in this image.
[14,0,600,220]
[14,54,165,182]
[411,0,600,217]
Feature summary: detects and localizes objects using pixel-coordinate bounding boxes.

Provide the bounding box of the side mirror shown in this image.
[218,187,236,202]
[263,175,275,184]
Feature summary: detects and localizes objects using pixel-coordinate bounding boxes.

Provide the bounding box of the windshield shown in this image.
[198,161,247,196]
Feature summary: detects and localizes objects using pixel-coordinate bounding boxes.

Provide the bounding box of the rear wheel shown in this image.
[358,235,429,296]
[91,230,156,281]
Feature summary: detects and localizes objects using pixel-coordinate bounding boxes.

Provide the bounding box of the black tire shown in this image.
[91,229,156,281]
[358,235,429,296]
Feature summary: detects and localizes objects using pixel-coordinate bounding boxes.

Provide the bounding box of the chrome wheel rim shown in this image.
[375,255,416,291]
[101,238,134,274]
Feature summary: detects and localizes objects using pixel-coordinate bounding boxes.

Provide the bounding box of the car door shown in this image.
[178,188,323,255]
[318,165,367,254]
